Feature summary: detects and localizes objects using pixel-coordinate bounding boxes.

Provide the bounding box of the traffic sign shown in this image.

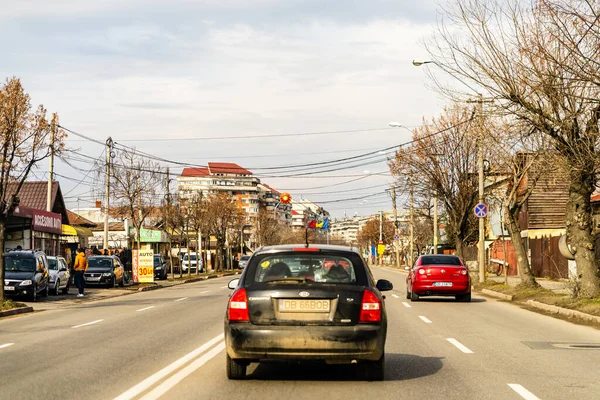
[378,240,383,244]
[474,203,488,218]
[394,235,400,240]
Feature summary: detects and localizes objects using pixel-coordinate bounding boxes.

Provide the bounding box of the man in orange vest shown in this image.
[73,248,88,297]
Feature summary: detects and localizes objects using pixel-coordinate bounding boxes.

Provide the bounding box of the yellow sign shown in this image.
[377,244,385,255]
[138,250,154,283]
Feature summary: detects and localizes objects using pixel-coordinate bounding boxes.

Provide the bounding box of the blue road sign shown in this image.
[394,235,400,240]
[474,203,488,218]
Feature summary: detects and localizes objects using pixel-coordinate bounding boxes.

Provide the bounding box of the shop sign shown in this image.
[32,210,62,234]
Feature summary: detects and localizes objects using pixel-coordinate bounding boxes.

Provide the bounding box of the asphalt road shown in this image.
[1,267,599,400]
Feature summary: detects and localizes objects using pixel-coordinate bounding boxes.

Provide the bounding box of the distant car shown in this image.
[84,256,125,288]
[3,249,50,302]
[238,255,251,269]
[154,254,168,280]
[182,252,203,273]
[47,256,70,295]
[224,244,393,381]
[406,255,471,302]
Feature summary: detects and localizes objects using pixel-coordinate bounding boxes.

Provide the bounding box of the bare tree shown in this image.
[0,77,66,300]
[111,149,162,251]
[206,193,245,272]
[184,193,210,275]
[357,218,395,248]
[390,105,478,259]
[255,208,286,246]
[427,0,600,297]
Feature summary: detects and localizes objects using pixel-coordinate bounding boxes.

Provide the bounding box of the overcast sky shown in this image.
[0,0,448,218]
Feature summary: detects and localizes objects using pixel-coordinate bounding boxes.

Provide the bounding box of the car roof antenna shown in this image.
[305,227,309,248]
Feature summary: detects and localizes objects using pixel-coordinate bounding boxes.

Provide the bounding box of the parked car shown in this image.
[406,254,471,302]
[181,252,203,273]
[154,254,168,280]
[47,256,70,295]
[84,256,125,288]
[3,249,50,302]
[238,255,251,269]
[224,244,393,381]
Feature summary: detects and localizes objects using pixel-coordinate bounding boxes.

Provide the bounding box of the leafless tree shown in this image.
[110,149,162,251]
[205,193,246,272]
[427,0,600,297]
[0,78,65,300]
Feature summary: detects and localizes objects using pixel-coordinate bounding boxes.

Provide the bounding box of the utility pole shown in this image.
[104,137,113,251]
[409,173,415,267]
[477,93,486,283]
[391,186,400,267]
[379,210,383,265]
[433,192,438,254]
[166,168,173,280]
[46,116,56,212]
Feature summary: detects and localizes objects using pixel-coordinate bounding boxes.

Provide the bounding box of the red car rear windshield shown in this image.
[420,256,462,266]
[245,251,368,286]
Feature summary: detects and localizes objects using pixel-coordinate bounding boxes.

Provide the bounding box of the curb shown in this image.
[0,306,34,318]
[526,300,600,324]
[138,285,162,292]
[481,289,514,301]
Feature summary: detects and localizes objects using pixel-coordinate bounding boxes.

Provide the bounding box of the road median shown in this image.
[0,300,34,318]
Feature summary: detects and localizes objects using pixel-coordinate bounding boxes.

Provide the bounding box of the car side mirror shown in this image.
[228,278,240,290]
[404,266,411,271]
[60,267,67,272]
[376,279,393,292]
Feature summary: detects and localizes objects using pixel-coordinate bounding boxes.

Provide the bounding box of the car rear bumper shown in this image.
[225,323,385,362]
[412,280,470,296]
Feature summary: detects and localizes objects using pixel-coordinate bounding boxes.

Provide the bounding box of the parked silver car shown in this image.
[47,256,70,295]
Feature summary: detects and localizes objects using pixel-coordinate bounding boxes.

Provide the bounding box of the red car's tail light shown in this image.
[228,288,249,322]
[461,269,468,275]
[359,289,381,323]
[418,268,426,275]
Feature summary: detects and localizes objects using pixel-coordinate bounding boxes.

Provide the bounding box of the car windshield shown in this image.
[420,256,462,266]
[48,258,58,270]
[154,257,162,265]
[88,258,113,269]
[248,252,365,285]
[4,257,35,272]
[183,255,196,261]
[240,256,250,261]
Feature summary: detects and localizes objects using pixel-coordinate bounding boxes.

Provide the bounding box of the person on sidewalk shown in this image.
[73,248,89,297]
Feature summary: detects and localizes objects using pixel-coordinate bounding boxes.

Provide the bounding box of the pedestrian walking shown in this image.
[73,248,88,297]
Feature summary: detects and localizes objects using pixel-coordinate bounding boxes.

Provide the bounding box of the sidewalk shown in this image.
[486,275,571,295]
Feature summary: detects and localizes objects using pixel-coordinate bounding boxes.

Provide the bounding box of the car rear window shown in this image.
[420,256,462,266]
[88,258,113,269]
[245,251,368,286]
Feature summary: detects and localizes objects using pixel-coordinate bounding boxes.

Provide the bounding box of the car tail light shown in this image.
[359,289,381,323]
[461,269,468,275]
[418,268,426,275]
[228,288,249,322]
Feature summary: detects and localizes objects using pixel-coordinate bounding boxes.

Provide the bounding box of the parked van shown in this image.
[3,249,50,302]
[181,252,204,273]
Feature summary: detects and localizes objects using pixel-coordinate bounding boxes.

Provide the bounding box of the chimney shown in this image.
[96,200,102,208]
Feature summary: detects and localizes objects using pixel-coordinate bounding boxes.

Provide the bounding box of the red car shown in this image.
[405,255,471,302]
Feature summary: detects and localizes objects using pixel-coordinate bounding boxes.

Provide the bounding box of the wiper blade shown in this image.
[265,278,307,284]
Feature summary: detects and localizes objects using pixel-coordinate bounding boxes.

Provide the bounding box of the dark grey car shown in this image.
[224,244,393,381]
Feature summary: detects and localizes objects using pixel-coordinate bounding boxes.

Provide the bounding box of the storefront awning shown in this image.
[62,224,93,238]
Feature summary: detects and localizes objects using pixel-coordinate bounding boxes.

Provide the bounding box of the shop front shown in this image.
[6,207,64,255]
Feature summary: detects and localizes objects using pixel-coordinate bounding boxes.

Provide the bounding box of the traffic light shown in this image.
[280,192,292,204]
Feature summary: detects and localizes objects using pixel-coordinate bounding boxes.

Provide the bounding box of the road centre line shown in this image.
[72,319,103,329]
[114,334,224,400]
[507,384,541,400]
[0,343,14,349]
[141,342,226,400]
[200,290,210,294]
[402,302,412,308]
[174,297,188,302]
[221,285,228,289]
[418,316,432,324]
[392,294,400,299]
[136,306,156,312]
[447,338,474,354]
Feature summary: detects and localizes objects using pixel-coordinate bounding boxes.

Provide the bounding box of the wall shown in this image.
[529,235,568,279]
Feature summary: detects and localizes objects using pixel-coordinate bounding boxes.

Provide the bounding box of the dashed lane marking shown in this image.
[418,316,432,324]
[200,290,210,294]
[0,343,14,349]
[507,384,540,400]
[174,297,188,302]
[392,294,400,299]
[447,338,474,354]
[136,306,156,312]
[72,319,103,329]
[402,302,412,308]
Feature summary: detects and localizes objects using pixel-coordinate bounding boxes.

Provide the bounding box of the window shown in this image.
[420,256,462,266]
[4,256,35,272]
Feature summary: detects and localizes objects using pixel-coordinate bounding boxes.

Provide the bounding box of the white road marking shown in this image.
[447,338,474,354]
[200,290,210,294]
[220,285,228,289]
[72,319,103,329]
[507,384,540,400]
[136,306,156,312]
[114,334,224,400]
[392,294,400,299]
[0,343,14,349]
[141,342,226,400]
[402,302,412,308]
[174,297,188,302]
[418,316,432,324]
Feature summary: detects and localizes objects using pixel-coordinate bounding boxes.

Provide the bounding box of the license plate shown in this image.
[433,282,453,287]
[4,286,15,291]
[86,277,100,282]
[279,299,330,313]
